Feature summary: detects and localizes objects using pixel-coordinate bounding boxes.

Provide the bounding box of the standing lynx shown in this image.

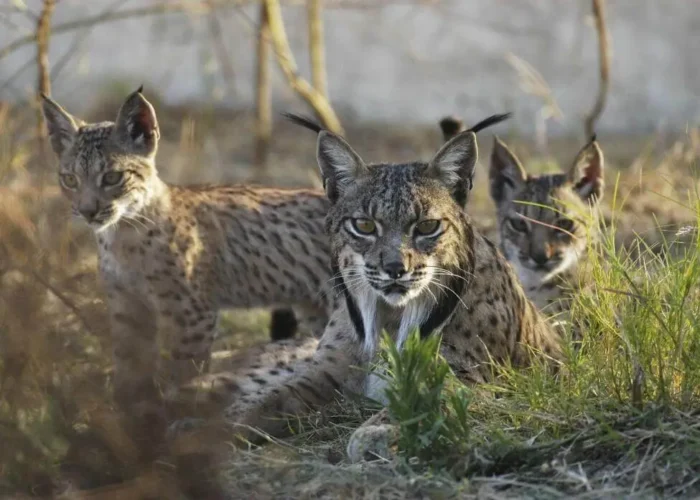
[41,89,334,421]
[440,117,604,327]
[176,113,562,441]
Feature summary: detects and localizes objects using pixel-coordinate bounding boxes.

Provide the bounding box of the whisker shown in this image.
[429,280,470,312]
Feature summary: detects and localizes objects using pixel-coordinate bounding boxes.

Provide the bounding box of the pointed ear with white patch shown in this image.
[427,130,478,206]
[317,131,368,203]
[568,136,604,203]
[41,94,79,159]
[439,115,466,142]
[114,87,160,157]
[489,136,527,206]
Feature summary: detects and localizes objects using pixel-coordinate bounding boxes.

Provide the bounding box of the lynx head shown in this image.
[318,127,491,353]
[41,88,161,232]
[488,136,604,283]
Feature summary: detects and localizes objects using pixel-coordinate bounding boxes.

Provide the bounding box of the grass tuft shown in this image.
[376,182,700,496]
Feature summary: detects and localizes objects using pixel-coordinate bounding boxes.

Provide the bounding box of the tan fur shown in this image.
[487,135,604,332]
[439,117,604,328]
[176,116,562,442]
[41,91,335,423]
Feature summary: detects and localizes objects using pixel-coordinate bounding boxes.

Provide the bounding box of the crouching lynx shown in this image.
[176,112,562,441]
[440,117,604,327]
[41,89,335,422]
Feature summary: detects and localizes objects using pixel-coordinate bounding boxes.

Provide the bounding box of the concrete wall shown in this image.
[1,0,699,136]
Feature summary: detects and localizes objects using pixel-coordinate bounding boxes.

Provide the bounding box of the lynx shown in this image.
[176,112,562,442]
[41,89,335,423]
[440,117,604,326]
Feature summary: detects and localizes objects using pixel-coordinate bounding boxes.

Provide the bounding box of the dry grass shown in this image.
[1,95,699,498]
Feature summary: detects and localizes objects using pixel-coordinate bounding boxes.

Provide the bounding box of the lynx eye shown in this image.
[414,219,441,236]
[60,173,79,189]
[508,215,528,233]
[351,218,377,235]
[102,171,124,186]
[555,218,575,235]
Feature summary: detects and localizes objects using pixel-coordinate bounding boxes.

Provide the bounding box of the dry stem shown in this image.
[584,0,611,139]
[264,0,343,134]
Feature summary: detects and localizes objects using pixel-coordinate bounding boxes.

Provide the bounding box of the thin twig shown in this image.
[206,0,238,99]
[0,2,212,64]
[307,0,327,98]
[263,0,344,134]
[584,0,611,139]
[254,2,272,170]
[35,0,55,171]
[24,268,98,337]
[35,0,55,123]
[51,0,130,83]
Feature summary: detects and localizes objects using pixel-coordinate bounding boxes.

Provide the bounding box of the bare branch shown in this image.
[35,0,55,157]
[254,2,272,170]
[35,0,54,99]
[24,268,98,337]
[584,0,611,139]
[0,2,212,64]
[308,0,327,98]
[263,0,343,134]
[207,0,238,100]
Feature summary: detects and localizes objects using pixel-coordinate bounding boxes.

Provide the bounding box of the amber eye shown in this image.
[352,218,377,235]
[415,219,441,236]
[508,216,528,233]
[60,173,78,189]
[102,171,123,186]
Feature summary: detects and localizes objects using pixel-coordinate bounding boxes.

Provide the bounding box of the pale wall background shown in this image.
[1,0,698,137]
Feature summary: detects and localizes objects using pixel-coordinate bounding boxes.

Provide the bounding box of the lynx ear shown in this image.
[41,94,79,158]
[439,116,466,142]
[568,135,604,203]
[114,87,160,157]
[489,136,527,206]
[317,131,368,203]
[427,130,477,206]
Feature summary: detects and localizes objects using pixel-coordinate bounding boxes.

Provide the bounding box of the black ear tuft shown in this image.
[137,84,144,94]
[282,112,324,134]
[439,116,465,141]
[469,112,512,134]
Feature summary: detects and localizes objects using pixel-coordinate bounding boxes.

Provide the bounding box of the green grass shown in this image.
[219,195,700,498]
[2,98,700,497]
[371,191,700,497]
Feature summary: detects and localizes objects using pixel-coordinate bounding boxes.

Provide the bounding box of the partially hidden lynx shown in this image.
[176,112,563,441]
[41,89,335,419]
[440,117,604,327]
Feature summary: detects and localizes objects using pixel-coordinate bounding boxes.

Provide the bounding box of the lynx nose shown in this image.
[79,207,99,221]
[531,251,550,267]
[383,261,406,280]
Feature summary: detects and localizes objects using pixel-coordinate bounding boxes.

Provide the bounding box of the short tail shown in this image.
[468,112,512,134]
[281,112,324,134]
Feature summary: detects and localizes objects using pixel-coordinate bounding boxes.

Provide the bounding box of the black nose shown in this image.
[79,208,98,221]
[383,262,406,280]
[531,252,550,267]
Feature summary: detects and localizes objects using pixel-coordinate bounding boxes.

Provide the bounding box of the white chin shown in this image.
[380,292,413,307]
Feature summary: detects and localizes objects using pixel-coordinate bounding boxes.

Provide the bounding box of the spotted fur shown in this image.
[41,90,335,421]
[441,117,604,327]
[180,114,562,440]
